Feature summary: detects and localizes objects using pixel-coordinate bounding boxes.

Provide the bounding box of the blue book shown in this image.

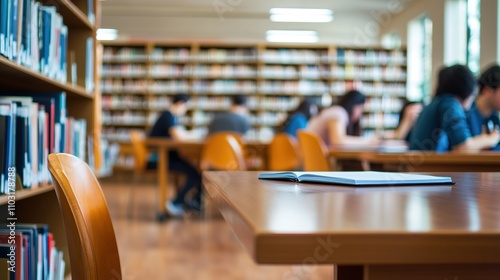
[10,0,18,60]
[0,0,9,57]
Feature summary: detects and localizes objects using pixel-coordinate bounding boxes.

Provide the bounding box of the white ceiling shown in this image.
[99,0,411,45]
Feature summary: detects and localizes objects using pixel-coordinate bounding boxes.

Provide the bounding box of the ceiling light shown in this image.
[266,30,318,43]
[270,8,333,23]
[97,29,118,41]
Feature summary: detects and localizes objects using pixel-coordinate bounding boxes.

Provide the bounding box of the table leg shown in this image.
[157,147,169,220]
[333,264,500,280]
[334,265,364,280]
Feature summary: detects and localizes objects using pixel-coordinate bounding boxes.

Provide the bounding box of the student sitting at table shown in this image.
[389,100,423,142]
[282,98,319,138]
[466,64,500,150]
[147,93,202,217]
[307,90,379,146]
[410,65,500,152]
[207,94,250,135]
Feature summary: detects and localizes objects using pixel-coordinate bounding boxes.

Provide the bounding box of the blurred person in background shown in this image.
[282,98,319,138]
[466,64,500,150]
[307,90,379,146]
[207,94,250,135]
[410,65,500,152]
[147,93,202,217]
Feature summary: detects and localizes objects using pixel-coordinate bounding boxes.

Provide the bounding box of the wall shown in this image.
[480,0,500,68]
[379,0,447,96]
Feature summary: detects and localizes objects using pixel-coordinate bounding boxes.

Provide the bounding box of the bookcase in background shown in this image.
[0,0,99,277]
[100,42,407,170]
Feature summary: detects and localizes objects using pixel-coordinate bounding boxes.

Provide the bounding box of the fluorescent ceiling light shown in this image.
[270,8,333,22]
[97,29,118,41]
[266,30,318,43]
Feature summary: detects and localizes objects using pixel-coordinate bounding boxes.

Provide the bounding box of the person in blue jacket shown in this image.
[410,65,500,152]
[466,64,500,150]
[283,99,318,138]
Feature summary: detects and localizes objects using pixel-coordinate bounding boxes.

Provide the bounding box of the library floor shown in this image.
[101,178,332,280]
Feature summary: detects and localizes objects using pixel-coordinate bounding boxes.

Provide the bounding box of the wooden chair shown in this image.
[297,130,331,171]
[268,133,301,171]
[47,153,121,280]
[200,133,246,171]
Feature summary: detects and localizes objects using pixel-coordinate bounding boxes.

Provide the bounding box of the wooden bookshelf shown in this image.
[0,0,99,277]
[100,42,407,167]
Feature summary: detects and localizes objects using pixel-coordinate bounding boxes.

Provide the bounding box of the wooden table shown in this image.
[203,171,500,280]
[329,149,500,172]
[145,138,269,220]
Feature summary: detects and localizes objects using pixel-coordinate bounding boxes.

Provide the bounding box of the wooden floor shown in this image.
[101,177,333,280]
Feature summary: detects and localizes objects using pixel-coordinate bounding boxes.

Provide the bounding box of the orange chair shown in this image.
[200,133,246,171]
[47,153,121,279]
[268,133,301,171]
[297,130,331,171]
[130,130,149,177]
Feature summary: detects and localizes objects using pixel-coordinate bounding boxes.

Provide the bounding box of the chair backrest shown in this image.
[47,153,121,280]
[268,133,301,171]
[200,133,246,171]
[130,130,148,173]
[297,130,330,171]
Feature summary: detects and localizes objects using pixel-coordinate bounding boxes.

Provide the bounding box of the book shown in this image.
[258,171,454,186]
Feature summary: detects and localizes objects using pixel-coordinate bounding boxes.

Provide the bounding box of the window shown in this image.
[407,15,433,101]
[466,0,481,74]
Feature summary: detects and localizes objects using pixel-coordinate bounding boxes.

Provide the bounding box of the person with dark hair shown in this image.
[410,65,500,151]
[283,98,318,138]
[466,64,500,150]
[391,100,423,142]
[207,94,250,135]
[147,93,202,217]
[307,90,378,146]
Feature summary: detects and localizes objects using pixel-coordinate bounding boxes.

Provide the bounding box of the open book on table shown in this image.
[258,171,454,186]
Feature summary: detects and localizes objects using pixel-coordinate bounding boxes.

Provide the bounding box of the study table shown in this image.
[145,138,269,220]
[329,148,500,172]
[202,171,500,280]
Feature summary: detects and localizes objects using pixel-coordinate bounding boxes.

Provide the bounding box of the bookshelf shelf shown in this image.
[59,0,93,29]
[0,185,54,205]
[0,0,99,277]
[101,43,407,168]
[0,56,93,99]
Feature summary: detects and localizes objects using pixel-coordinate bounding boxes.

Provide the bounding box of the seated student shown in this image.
[282,99,319,138]
[208,94,250,135]
[307,90,378,146]
[390,100,423,142]
[467,64,500,150]
[410,65,500,152]
[147,93,202,217]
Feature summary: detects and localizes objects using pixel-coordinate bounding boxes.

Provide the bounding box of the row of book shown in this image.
[0,0,68,84]
[102,79,407,97]
[335,49,406,65]
[101,65,148,77]
[102,47,147,62]
[331,65,407,81]
[102,111,147,126]
[101,79,148,94]
[0,92,87,194]
[0,223,65,280]
[331,81,406,96]
[260,81,329,94]
[102,68,406,83]
[364,97,404,112]
[103,47,406,65]
[191,81,257,94]
[361,113,400,129]
[151,48,190,62]
[102,95,147,110]
[262,49,329,64]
